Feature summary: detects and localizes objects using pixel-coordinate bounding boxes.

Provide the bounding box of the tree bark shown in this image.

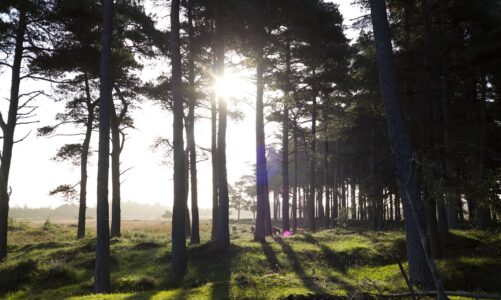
[77,73,95,239]
[0,9,27,261]
[170,0,187,274]
[292,118,298,231]
[324,138,330,227]
[215,0,230,249]
[110,99,121,238]
[281,40,291,232]
[254,0,271,242]
[187,0,200,244]
[94,0,113,292]
[368,0,445,295]
[308,84,317,231]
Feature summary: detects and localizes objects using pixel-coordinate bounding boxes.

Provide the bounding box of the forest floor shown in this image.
[1,219,501,299]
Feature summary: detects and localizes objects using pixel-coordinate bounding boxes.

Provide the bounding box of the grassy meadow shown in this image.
[1,219,500,299]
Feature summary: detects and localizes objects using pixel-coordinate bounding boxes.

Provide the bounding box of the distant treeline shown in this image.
[10,202,214,220]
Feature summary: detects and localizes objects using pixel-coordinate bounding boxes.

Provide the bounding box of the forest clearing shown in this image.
[1,219,500,299]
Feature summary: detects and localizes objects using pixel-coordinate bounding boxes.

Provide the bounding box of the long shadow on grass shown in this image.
[300,234,356,292]
[261,241,282,273]
[274,237,326,294]
[187,242,232,300]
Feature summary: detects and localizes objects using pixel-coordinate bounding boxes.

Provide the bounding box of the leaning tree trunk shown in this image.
[94,0,113,292]
[368,0,445,296]
[187,0,200,244]
[78,73,95,239]
[0,9,26,262]
[170,0,187,274]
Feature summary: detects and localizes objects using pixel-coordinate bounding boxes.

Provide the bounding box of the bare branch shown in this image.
[17,120,39,126]
[120,166,134,176]
[14,130,32,144]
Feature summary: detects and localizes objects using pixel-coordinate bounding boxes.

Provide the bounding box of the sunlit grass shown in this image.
[1,219,500,299]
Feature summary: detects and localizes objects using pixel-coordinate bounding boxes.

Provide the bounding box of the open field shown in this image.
[1,219,501,299]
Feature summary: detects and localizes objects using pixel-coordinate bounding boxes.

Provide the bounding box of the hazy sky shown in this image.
[0,0,363,209]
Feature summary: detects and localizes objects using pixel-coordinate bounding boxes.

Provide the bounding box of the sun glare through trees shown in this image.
[0,0,500,299]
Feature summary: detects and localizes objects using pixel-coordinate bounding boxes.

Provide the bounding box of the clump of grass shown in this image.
[116,275,158,291]
[0,259,39,294]
[41,259,78,286]
[42,219,54,231]
[234,273,252,288]
[132,241,161,250]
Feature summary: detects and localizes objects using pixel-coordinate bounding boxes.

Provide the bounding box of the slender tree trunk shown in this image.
[170,0,187,274]
[324,138,330,227]
[78,73,94,239]
[425,185,442,259]
[332,145,338,222]
[211,74,218,240]
[215,0,230,249]
[443,80,458,229]
[254,0,271,242]
[292,119,298,231]
[0,10,27,261]
[110,87,129,238]
[110,100,121,238]
[422,0,448,235]
[187,0,200,244]
[308,85,317,231]
[281,41,291,232]
[475,75,492,228]
[94,0,113,292]
[369,0,445,295]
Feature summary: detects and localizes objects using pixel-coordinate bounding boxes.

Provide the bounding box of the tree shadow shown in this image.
[274,237,325,294]
[261,241,282,273]
[300,234,355,291]
[186,241,233,300]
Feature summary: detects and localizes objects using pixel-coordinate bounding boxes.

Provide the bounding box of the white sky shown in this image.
[0,0,363,209]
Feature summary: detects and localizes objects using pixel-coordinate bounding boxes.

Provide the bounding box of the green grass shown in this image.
[1,219,500,299]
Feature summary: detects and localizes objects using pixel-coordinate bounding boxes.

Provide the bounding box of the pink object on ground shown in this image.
[283,230,292,238]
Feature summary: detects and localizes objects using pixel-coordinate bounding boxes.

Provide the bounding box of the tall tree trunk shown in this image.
[187,0,200,244]
[0,9,26,261]
[215,0,230,249]
[292,119,298,231]
[332,144,338,222]
[443,80,458,229]
[211,71,218,240]
[254,0,271,242]
[77,73,94,239]
[170,0,187,274]
[425,184,442,259]
[351,175,356,221]
[308,85,317,231]
[475,75,492,228]
[368,0,445,295]
[94,0,113,292]
[281,40,291,232]
[324,138,330,227]
[110,87,129,238]
[422,0,448,235]
[110,100,121,238]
